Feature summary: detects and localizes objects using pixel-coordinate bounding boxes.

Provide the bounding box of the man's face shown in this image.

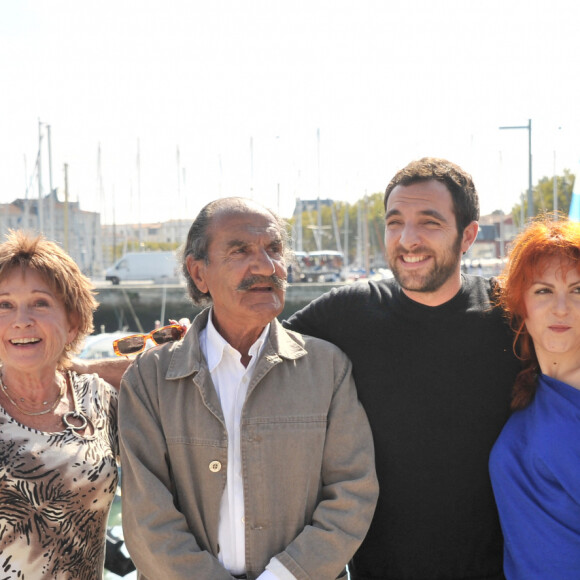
[384,180,473,303]
[187,206,287,338]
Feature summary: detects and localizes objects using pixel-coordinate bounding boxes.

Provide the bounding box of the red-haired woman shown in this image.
[489,217,580,579]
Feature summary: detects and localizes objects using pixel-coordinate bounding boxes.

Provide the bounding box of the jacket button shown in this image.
[209,461,222,473]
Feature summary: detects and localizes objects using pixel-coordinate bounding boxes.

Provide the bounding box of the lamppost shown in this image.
[499,118,533,222]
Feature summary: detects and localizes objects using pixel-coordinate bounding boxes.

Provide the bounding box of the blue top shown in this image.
[489,374,580,579]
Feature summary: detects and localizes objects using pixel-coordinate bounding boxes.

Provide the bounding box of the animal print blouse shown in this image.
[0,372,119,579]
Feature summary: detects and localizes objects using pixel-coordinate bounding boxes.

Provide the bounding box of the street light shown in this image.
[499,118,533,222]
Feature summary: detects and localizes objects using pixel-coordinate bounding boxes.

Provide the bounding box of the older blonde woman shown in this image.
[0,231,118,579]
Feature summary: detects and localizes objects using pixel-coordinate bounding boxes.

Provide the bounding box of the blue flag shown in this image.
[569,170,580,222]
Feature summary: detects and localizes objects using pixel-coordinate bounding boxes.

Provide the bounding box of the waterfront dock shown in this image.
[92,281,343,334]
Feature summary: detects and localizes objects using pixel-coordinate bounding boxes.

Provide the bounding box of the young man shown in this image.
[118,197,378,580]
[285,158,521,580]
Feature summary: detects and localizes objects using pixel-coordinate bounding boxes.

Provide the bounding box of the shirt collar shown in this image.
[203,309,270,372]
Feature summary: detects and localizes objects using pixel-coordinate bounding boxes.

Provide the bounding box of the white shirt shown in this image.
[200,312,295,580]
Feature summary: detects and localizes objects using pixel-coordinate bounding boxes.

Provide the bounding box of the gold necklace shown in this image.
[0,372,65,416]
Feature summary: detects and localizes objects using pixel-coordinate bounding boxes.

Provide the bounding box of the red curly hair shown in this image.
[497,216,580,409]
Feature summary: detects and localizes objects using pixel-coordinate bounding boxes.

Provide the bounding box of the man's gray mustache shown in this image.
[237,275,288,291]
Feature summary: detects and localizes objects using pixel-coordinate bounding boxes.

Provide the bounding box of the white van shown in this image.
[105,252,180,285]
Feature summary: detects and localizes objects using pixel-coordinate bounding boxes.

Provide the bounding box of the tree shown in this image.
[511,169,575,227]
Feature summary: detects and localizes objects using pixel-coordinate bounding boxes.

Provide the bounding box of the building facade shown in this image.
[0,192,103,277]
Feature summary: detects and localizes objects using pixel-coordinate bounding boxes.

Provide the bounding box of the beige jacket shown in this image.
[119,309,378,580]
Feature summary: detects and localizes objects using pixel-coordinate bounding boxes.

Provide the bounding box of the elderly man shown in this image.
[118,197,378,580]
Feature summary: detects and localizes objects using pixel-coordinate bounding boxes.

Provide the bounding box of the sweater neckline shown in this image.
[394,275,470,315]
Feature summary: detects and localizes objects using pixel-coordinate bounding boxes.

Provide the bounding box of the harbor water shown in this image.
[92,281,342,334]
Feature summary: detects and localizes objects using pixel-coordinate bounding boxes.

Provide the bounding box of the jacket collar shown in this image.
[165,307,307,381]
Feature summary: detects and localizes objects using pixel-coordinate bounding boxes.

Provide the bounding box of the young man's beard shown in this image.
[389,233,463,294]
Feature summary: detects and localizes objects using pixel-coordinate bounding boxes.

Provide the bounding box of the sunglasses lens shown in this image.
[152,326,183,345]
[116,336,146,355]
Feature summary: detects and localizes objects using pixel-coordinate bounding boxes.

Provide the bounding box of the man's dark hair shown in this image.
[383,157,480,233]
[180,197,290,305]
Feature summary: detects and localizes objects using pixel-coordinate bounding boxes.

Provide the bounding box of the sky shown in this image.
[1,0,579,226]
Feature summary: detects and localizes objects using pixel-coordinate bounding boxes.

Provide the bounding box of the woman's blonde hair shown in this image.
[0,230,98,367]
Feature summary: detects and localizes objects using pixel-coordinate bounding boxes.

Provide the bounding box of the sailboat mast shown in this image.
[343,202,349,269]
[137,138,142,250]
[47,124,55,240]
[63,163,69,252]
[176,145,181,208]
[37,119,44,233]
[250,137,254,199]
[315,128,322,251]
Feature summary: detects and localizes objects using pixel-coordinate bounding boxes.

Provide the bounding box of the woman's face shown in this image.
[0,268,78,376]
[524,258,580,360]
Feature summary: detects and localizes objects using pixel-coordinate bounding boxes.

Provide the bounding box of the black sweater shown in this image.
[285,276,520,580]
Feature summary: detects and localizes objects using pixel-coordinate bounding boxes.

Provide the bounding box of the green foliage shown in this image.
[511,169,575,227]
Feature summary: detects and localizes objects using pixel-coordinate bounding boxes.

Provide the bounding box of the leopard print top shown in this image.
[0,372,118,579]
